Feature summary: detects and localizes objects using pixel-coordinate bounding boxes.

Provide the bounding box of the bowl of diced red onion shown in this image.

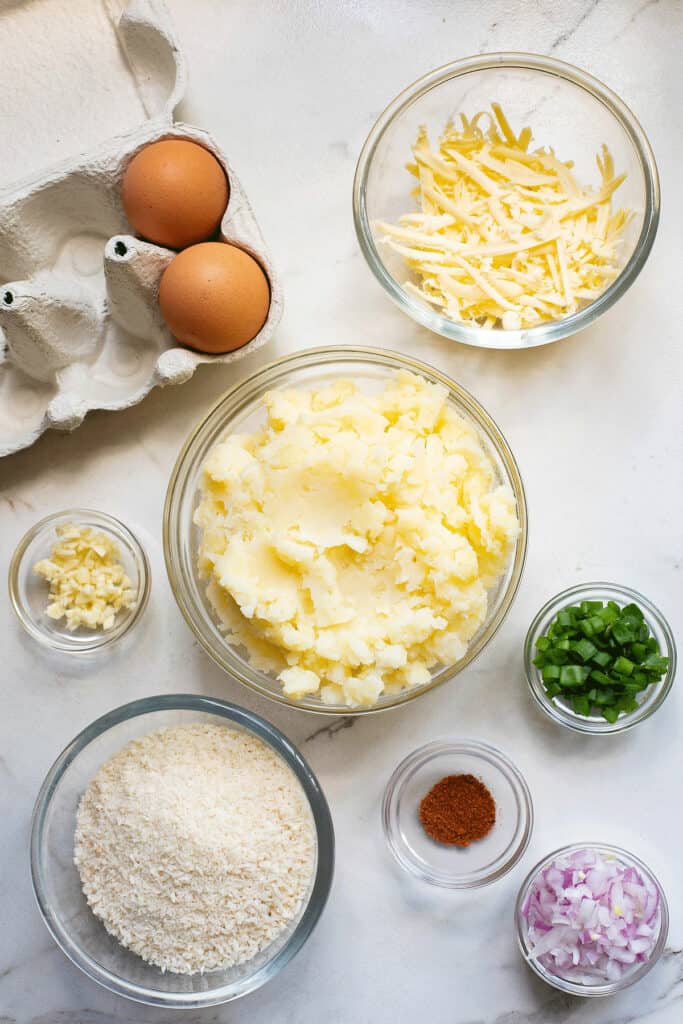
[515,843,668,996]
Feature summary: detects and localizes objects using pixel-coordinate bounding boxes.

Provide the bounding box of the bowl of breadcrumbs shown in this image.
[30,694,334,1008]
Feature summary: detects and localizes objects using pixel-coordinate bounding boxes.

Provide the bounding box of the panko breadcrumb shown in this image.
[74,723,316,975]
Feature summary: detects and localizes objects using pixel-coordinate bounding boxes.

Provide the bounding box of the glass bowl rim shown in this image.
[30,693,335,1008]
[514,841,669,997]
[163,344,528,715]
[524,581,676,735]
[8,507,151,653]
[353,51,660,350]
[381,737,534,888]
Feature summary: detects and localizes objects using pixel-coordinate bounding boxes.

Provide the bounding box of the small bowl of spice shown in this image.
[524,582,676,734]
[8,509,150,653]
[382,738,533,888]
[515,843,668,996]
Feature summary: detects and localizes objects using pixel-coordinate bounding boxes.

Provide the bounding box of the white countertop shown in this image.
[1,1,682,1021]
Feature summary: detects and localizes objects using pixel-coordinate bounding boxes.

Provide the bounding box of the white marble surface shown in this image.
[1,1,682,1021]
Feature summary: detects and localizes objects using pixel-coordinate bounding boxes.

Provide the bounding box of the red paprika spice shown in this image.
[419,773,496,846]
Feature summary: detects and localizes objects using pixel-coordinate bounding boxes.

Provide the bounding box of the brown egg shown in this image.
[158,242,270,354]
[122,139,229,249]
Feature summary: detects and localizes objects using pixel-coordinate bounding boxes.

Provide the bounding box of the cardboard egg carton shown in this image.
[0,0,283,457]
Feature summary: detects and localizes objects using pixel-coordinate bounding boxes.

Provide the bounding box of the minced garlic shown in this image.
[195,371,519,707]
[376,103,632,329]
[34,522,136,631]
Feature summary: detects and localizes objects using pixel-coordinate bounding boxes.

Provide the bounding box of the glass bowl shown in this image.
[382,739,533,888]
[8,509,150,653]
[30,694,334,1008]
[164,346,527,714]
[515,842,668,997]
[353,53,660,349]
[524,582,676,735]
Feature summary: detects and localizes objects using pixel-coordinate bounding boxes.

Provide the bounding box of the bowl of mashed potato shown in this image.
[164,347,527,712]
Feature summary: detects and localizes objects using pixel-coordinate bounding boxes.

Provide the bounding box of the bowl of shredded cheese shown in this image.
[164,346,527,713]
[9,508,150,653]
[353,53,659,348]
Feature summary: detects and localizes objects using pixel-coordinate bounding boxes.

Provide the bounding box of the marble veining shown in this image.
[1,0,681,1022]
[304,717,358,744]
[549,0,602,51]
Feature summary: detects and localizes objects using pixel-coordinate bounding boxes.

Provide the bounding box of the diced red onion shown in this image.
[522,847,661,986]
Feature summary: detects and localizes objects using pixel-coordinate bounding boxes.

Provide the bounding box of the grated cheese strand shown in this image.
[376,104,633,329]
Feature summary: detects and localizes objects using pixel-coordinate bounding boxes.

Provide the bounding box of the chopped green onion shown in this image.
[573,638,597,662]
[533,596,668,722]
[560,664,590,687]
[594,688,615,705]
[630,642,647,663]
[597,603,619,625]
[572,695,591,717]
[612,621,636,644]
[590,670,613,688]
[642,654,668,673]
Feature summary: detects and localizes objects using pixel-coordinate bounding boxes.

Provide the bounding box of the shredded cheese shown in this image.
[33,522,136,631]
[376,104,632,330]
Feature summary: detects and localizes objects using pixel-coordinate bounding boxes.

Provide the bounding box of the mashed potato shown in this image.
[195,371,519,707]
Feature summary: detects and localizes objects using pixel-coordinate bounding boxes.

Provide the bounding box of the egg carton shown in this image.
[0,0,283,457]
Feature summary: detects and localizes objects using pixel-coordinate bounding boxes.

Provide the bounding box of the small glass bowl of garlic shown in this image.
[353,52,659,349]
[9,509,150,653]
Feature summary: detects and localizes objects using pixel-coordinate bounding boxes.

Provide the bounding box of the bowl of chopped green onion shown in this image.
[524,583,675,734]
